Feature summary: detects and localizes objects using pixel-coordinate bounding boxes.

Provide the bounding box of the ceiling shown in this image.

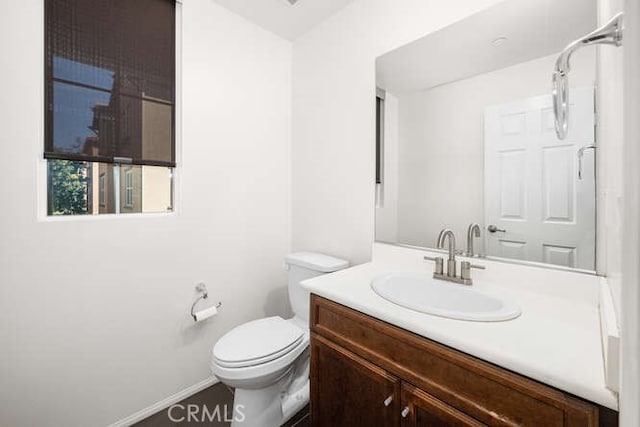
[213,0,356,41]
[376,0,597,94]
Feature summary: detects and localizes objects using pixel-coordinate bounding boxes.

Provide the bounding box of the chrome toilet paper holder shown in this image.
[191,283,222,321]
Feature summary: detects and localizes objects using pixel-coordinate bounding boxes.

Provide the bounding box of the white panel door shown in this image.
[484,87,595,270]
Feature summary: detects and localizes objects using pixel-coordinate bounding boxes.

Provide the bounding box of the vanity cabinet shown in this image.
[312,335,400,426]
[309,295,617,427]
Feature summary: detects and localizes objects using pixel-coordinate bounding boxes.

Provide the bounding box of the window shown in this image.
[124,169,134,208]
[99,173,106,207]
[45,0,176,216]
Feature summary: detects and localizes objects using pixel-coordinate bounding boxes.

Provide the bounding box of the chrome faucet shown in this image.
[466,223,481,257]
[437,229,457,277]
[424,228,485,285]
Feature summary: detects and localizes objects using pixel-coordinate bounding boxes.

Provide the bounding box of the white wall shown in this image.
[395,53,595,250]
[0,1,292,426]
[622,0,640,424]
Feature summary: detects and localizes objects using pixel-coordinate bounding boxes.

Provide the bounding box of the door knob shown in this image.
[401,406,410,418]
[487,225,506,233]
[383,395,393,406]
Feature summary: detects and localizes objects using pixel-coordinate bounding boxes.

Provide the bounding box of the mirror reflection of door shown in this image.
[484,87,596,270]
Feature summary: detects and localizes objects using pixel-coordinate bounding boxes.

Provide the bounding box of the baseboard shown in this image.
[107,376,219,427]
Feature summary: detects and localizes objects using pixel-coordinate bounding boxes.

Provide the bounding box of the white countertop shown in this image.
[301,243,618,410]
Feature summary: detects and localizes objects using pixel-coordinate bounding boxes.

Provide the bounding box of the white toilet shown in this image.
[211,252,349,427]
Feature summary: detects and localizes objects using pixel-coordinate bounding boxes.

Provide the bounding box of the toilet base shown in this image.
[229,354,310,427]
[230,379,310,427]
[231,381,283,427]
[281,379,310,423]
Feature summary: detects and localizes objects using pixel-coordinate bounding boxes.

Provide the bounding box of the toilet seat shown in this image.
[213,317,305,369]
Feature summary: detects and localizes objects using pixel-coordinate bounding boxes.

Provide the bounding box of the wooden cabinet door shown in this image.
[401,383,485,427]
[311,334,400,427]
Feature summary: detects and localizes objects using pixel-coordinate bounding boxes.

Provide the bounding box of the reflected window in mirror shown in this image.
[376,89,385,186]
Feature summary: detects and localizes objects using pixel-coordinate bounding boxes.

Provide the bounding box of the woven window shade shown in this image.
[45,0,175,167]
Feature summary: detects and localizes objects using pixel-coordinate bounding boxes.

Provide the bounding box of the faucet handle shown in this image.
[461,261,485,277]
[434,258,444,275]
[461,261,472,281]
[460,261,483,284]
[424,255,444,275]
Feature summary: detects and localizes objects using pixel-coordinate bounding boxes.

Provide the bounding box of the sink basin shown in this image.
[371,272,521,322]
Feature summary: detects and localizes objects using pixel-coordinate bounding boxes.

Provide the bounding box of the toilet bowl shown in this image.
[211,252,349,427]
[212,317,310,426]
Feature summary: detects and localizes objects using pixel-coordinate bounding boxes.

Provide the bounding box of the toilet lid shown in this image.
[213,317,304,368]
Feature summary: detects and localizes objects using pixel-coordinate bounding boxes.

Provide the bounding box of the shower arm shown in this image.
[553,13,624,140]
[554,13,623,76]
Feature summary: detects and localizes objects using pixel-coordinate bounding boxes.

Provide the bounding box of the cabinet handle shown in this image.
[383,395,393,406]
[401,406,410,418]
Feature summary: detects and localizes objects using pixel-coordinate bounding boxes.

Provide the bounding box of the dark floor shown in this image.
[134,382,310,427]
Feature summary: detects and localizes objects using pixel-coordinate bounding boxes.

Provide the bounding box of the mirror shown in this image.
[375,0,598,272]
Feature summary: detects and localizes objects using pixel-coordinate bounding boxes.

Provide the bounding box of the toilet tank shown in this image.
[285,252,349,324]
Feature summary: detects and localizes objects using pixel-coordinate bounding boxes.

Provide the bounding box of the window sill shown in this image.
[38,211,177,223]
